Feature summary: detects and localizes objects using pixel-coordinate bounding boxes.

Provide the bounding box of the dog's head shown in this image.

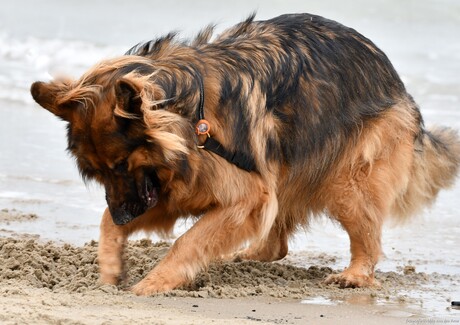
[30,57,197,225]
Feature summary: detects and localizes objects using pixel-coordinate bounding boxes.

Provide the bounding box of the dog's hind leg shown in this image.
[323,157,400,288]
[324,198,384,288]
[232,221,289,262]
[98,203,176,285]
[323,160,387,288]
[324,133,415,287]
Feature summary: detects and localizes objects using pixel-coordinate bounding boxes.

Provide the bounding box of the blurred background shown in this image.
[0,0,459,293]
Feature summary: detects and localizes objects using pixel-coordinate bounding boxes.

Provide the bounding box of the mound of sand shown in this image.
[1,237,458,324]
[0,237,434,300]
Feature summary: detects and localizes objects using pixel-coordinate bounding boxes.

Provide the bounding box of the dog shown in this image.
[30,13,460,295]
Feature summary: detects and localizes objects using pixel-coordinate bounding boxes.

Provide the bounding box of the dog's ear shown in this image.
[115,79,143,119]
[30,81,79,122]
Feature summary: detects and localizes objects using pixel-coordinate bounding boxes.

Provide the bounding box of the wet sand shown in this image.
[1,209,459,324]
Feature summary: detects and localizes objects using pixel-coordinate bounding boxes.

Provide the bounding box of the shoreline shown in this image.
[0,282,437,325]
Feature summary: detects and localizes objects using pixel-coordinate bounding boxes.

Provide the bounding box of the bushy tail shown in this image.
[393,127,460,218]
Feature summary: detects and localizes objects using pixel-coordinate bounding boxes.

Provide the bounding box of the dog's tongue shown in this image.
[146,187,158,208]
[143,176,159,209]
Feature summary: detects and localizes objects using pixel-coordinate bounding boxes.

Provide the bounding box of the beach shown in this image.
[0,0,459,323]
[1,235,458,324]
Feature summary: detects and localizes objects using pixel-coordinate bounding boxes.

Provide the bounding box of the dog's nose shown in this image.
[109,202,145,225]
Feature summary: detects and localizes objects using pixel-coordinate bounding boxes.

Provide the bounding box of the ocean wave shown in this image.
[0,33,124,104]
[0,173,82,186]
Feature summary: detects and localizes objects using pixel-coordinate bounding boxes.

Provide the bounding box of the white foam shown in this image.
[0,33,124,104]
[0,191,28,199]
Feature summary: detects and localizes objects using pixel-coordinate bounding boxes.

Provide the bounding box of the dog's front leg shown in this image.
[98,208,127,285]
[98,204,175,286]
[131,199,269,295]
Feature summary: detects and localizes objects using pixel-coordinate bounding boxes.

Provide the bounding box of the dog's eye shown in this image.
[113,160,128,174]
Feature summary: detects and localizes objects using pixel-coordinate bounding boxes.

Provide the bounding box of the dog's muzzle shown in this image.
[107,172,160,225]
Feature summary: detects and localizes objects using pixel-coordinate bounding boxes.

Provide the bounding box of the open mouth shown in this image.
[143,175,159,209]
[140,170,161,210]
[108,169,161,226]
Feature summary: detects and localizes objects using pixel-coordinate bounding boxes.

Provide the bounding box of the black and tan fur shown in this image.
[31,13,460,294]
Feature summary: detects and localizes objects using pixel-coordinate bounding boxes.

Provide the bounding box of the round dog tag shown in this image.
[195,119,211,135]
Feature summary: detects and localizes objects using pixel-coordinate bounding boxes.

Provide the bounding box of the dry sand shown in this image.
[0,209,459,324]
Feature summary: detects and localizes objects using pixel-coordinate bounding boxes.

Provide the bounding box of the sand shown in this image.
[1,209,459,324]
[0,208,38,224]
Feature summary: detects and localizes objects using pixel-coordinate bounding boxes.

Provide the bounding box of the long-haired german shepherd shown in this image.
[31,13,460,295]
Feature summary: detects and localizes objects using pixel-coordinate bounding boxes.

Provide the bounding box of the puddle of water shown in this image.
[300,296,336,306]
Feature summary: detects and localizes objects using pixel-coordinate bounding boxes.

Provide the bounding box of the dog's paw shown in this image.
[227,246,287,263]
[130,275,180,296]
[220,249,250,262]
[131,281,163,296]
[99,272,122,286]
[99,263,125,286]
[324,270,380,288]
